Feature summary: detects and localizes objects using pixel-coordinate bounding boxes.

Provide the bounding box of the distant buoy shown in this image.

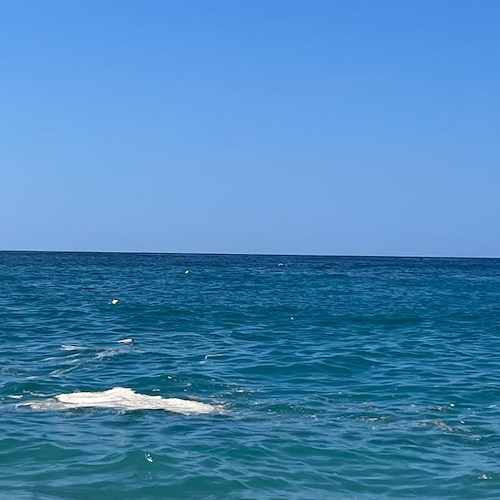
[184,269,190,274]
[111,298,119,305]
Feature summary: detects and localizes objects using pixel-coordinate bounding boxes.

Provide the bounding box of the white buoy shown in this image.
[111,298,119,305]
[184,269,190,274]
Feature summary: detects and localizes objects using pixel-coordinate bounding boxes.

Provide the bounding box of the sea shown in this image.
[0,251,499,499]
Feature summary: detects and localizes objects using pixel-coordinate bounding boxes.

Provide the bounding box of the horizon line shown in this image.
[1,249,498,260]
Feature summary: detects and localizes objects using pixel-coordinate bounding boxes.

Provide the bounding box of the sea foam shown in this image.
[25,387,216,415]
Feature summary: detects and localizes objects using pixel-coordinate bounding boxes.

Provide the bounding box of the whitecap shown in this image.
[23,387,216,415]
[61,345,81,351]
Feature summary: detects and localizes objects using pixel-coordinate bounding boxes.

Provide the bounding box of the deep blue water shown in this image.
[0,251,499,499]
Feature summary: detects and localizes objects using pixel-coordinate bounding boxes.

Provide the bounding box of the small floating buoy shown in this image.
[117,338,132,344]
[111,298,119,305]
[184,269,190,274]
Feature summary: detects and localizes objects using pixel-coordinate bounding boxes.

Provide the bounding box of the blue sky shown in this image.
[1,0,499,256]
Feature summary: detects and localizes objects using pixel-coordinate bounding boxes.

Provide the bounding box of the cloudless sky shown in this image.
[1,0,499,256]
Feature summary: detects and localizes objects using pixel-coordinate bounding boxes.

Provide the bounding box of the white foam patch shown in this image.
[24,387,216,415]
[61,345,80,351]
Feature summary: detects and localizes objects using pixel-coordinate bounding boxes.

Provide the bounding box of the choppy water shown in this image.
[1,251,499,499]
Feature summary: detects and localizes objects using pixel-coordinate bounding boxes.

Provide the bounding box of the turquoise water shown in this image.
[1,252,499,499]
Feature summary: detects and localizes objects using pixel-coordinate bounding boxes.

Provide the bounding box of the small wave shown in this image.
[23,387,216,415]
[95,348,129,360]
[61,344,82,351]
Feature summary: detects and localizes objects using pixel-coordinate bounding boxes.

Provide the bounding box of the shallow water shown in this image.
[0,251,499,498]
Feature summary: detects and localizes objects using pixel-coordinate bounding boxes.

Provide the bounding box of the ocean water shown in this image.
[0,251,499,499]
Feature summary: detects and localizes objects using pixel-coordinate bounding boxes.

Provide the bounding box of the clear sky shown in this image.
[1,0,499,257]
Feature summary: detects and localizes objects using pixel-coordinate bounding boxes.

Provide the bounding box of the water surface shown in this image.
[1,252,499,498]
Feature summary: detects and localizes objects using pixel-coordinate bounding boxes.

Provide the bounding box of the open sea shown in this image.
[0,251,499,499]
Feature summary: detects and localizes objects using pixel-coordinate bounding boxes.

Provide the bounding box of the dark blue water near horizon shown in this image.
[1,251,499,499]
